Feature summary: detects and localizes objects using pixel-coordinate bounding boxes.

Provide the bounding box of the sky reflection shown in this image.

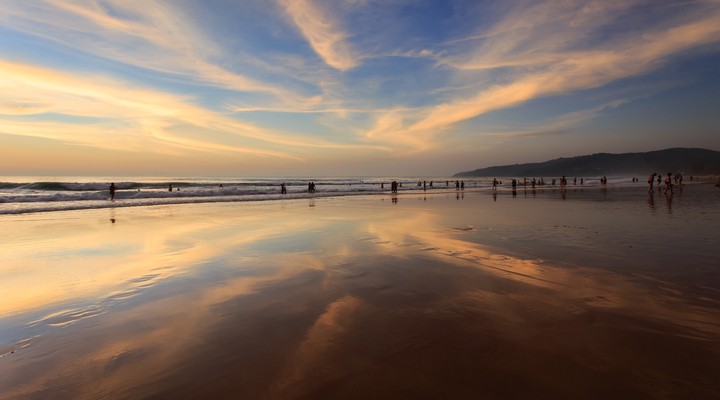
[1,188,719,398]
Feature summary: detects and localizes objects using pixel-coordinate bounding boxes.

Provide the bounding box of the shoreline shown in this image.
[1,180,714,216]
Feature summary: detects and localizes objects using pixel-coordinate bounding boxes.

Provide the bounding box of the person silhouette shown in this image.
[648,173,657,192]
[109,182,116,200]
[664,172,674,194]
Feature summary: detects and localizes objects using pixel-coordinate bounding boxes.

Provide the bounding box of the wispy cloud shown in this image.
[0,1,304,101]
[363,0,720,151]
[277,0,359,71]
[0,59,378,159]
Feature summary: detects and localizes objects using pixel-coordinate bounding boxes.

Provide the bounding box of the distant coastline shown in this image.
[454,148,720,177]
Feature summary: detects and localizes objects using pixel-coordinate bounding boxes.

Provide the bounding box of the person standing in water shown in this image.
[664,172,674,194]
[648,173,657,192]
[109,182,116,200]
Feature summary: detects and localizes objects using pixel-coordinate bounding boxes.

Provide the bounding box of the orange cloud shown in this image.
[278,0,358,71]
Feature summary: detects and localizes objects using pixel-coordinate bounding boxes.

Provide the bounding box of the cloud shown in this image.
[363,0,720,151]
[277,0,359,71]
[0,101,51,115]
[0,59,376,159]
[0,0,302,101]
[506,130,565,139]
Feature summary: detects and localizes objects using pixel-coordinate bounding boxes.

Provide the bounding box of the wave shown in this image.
[0,178,381,192]
[3,181,211,191]
[0,190,430,215]
[0,177,444,214]
[0,176,645,215]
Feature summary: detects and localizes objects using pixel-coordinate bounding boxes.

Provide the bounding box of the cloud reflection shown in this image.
[1,196,718,398]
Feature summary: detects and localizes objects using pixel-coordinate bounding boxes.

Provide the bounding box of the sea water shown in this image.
[0,175,643,215]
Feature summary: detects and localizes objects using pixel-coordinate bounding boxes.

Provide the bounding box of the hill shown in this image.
[453,148,720,177]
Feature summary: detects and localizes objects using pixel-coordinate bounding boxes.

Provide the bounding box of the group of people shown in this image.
[502,176,633,190]
[648,172,681,194]
[508,176,580,188]
[109,173,692,201]
[390,181,399,193]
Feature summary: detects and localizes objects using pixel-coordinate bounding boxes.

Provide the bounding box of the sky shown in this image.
[1,0,720,177]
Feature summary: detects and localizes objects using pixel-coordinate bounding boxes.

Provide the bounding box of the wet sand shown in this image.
[1,184,719,399]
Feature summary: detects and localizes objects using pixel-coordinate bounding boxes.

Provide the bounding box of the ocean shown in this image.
[0,175,639,215]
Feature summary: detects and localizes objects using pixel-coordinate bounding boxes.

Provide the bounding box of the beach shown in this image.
[1,184,719,399]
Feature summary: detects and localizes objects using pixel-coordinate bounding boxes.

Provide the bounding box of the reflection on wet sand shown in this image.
[1,187,719,399]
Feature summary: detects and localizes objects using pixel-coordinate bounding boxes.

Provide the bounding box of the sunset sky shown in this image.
[1,0,719,177]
